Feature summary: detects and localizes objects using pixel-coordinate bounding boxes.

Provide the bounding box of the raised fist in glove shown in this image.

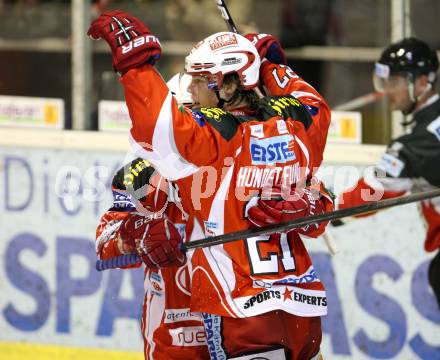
[88,10,161,74]
[244,33,287,65]
[122,214,185,268]
[246,184,325,236]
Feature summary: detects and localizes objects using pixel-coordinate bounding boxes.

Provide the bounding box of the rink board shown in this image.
[0,132,439,359]
[0,341,142,360]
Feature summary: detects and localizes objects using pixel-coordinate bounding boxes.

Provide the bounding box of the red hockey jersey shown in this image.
[121,62,333,318]
[96,159,209,360]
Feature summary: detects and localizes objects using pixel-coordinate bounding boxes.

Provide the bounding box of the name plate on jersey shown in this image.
[98,100,131,132]
[329,110,362,144]
[0,95,64,129]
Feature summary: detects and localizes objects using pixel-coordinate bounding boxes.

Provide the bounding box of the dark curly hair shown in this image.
[223,73,260,112]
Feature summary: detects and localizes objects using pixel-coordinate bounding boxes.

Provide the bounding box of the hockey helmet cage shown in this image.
[166,72,194,108]
[184,32,260,90]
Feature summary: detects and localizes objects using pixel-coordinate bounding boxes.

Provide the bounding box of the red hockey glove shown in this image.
[247,185,325,235]
[135,217,186,268]
[87,10,161,73]
[244,33,287,65]
[117,213,149,255]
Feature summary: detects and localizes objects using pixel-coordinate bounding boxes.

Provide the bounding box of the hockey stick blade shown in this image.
[216,0,239,33]
[182,188,440,251]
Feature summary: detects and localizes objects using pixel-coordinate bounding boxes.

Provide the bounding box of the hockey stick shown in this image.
[183,188,440,249]
[215,0,265,98]
[96,253,141,271]
[334,92,384,111]
[216,0,239,34]
[96,188,440,270]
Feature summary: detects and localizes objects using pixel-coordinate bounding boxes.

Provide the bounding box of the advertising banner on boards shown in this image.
[0,146,439,359]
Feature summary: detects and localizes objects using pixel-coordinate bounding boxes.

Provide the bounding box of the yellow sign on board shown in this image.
[340,117,357,139]
[44,104,59,125]
[329,111,362,143]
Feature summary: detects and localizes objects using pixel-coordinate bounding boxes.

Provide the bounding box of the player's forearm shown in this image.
[96,211,141,269]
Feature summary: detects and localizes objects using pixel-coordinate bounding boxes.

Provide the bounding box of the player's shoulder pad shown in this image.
[191,107,240,141]
[112,158,155,191]
[258,95,313,129]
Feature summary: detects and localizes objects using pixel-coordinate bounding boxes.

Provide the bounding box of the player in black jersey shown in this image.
[340,37,440,308]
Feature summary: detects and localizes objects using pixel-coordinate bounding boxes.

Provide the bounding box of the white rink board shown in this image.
[0,146,144,351]
[311,205,440,359]
[313,163,440,359]
[0,137,439,358]
[0,95,64,129]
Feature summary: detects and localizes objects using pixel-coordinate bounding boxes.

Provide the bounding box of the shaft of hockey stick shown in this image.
[96,253,141,271]
[323,231,338,256]
[214,0,265,99]
[182,188,440,250]
[96,188,440,270]
[216,0,239,33]
[333,92,384,111]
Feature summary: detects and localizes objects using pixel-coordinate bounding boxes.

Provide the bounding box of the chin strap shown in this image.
[400,112,415,126]
[402,81,433,117]
[417,82,433,103]
[402,81,417,116]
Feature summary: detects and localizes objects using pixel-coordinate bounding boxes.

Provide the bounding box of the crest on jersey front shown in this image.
[209,33,238,51]
[250,134,296,165]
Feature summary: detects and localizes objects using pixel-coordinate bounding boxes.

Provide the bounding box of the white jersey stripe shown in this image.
[144,270,166,359]
[128,92,199,181]
[290,90,321,101]
[294,135,310,177]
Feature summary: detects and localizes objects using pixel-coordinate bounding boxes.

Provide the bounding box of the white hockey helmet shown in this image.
[184,32,260,90]
[166,72,194,108]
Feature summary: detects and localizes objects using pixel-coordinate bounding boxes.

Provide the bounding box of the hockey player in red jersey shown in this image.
[96,157,210,360]
[338,38,440,308]
[89,11,333,359]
